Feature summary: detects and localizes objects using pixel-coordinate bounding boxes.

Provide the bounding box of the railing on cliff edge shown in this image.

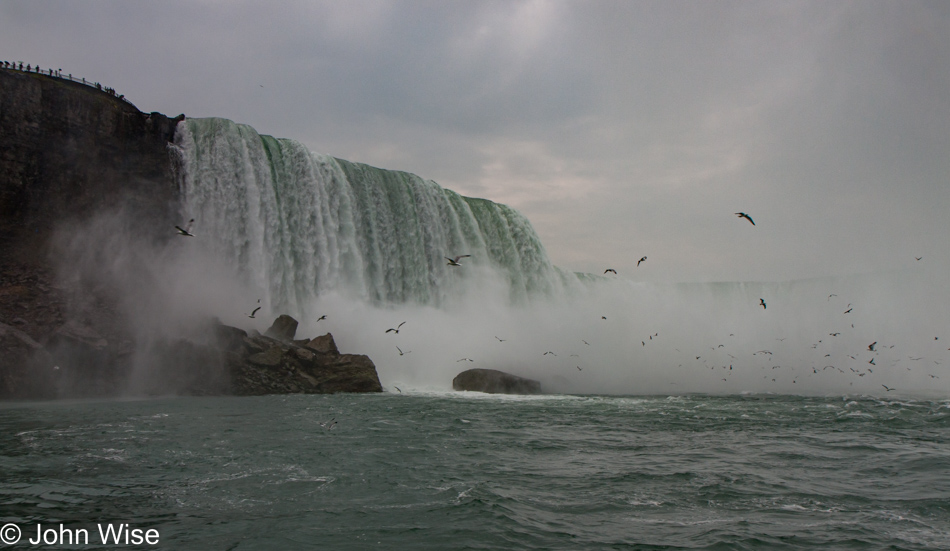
[1,61,135,107]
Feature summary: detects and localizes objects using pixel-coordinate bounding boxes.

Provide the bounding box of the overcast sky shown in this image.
[2,1,948,282]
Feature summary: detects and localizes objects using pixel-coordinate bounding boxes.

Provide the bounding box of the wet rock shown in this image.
[264,314,298,342]
[452,368,542,395]
[305,333,339,355]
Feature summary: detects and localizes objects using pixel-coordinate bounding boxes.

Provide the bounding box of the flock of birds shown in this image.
[176,211,942,394]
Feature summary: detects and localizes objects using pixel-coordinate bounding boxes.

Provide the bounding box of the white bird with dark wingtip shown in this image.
[446,255,471,267]
[175,218,195,236]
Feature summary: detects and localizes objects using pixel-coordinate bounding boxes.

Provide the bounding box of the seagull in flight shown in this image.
[494,336,506,342]
[319,418,337,430]
[759,298,767,309]
[735,212,755,225]
[386,322,406,334]
[882,384,894,392]
[604,268,617,274]
[868,342,877,352]
[637,256,647,267]
[247,299,261,318]
[396,346,410,356]
[316,315,327,321]
[175,218,195,236]
[446,255,471,266]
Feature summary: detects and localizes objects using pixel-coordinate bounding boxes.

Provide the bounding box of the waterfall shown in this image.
[167,117,949,396]
[173,117,575,313]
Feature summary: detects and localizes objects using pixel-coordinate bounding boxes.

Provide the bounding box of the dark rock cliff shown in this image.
[0,68,382,398]
[1,68,184,398]
[0,68,182,252]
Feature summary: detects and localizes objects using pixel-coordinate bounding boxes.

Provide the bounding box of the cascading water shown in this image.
[167,117,949,396]
[172,118,575,314]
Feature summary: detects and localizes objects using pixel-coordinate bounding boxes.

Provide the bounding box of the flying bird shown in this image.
[576,365,582,371]
[175,218,195,236]
[868,342,876,351]
[604,268,617,274]
[916,257,922,261]
[735,212,755,225]
[759,298,767,309]
[494,336,506,342]
[882,384,894,392]
[637,256,647,267]
[316,315,327,321]
[396,346,410,356]
[319,418,337,430]
[386,322,406,334]
[445,255,471,266]
[248,306,261,319]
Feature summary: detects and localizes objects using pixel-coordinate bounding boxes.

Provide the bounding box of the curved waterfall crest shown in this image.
[173,117,573,311]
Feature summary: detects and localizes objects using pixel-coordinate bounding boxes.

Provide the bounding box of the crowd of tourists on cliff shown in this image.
[2,61,124,100]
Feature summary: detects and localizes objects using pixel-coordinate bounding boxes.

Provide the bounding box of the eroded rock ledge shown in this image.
[0,314,383,399]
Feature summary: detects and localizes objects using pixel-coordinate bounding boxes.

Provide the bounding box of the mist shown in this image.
[272,266,950,398]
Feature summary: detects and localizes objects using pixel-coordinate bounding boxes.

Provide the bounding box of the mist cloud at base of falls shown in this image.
[284,271,950,397]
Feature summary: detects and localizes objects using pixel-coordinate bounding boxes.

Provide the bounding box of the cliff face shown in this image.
[0,68,184,398]
[0,68,182,248]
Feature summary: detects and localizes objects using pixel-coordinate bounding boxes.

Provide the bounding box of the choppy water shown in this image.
[2,392,949,550]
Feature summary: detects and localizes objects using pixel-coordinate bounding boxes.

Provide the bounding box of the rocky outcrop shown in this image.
[1,314,383,399]
[452,368,542,395]
[215,317,383,395]
[264,314,299,342]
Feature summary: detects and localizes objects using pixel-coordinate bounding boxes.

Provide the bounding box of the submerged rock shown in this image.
[452,368,542,395]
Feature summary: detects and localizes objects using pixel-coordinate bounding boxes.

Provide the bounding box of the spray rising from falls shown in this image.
[170,118,950,397]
